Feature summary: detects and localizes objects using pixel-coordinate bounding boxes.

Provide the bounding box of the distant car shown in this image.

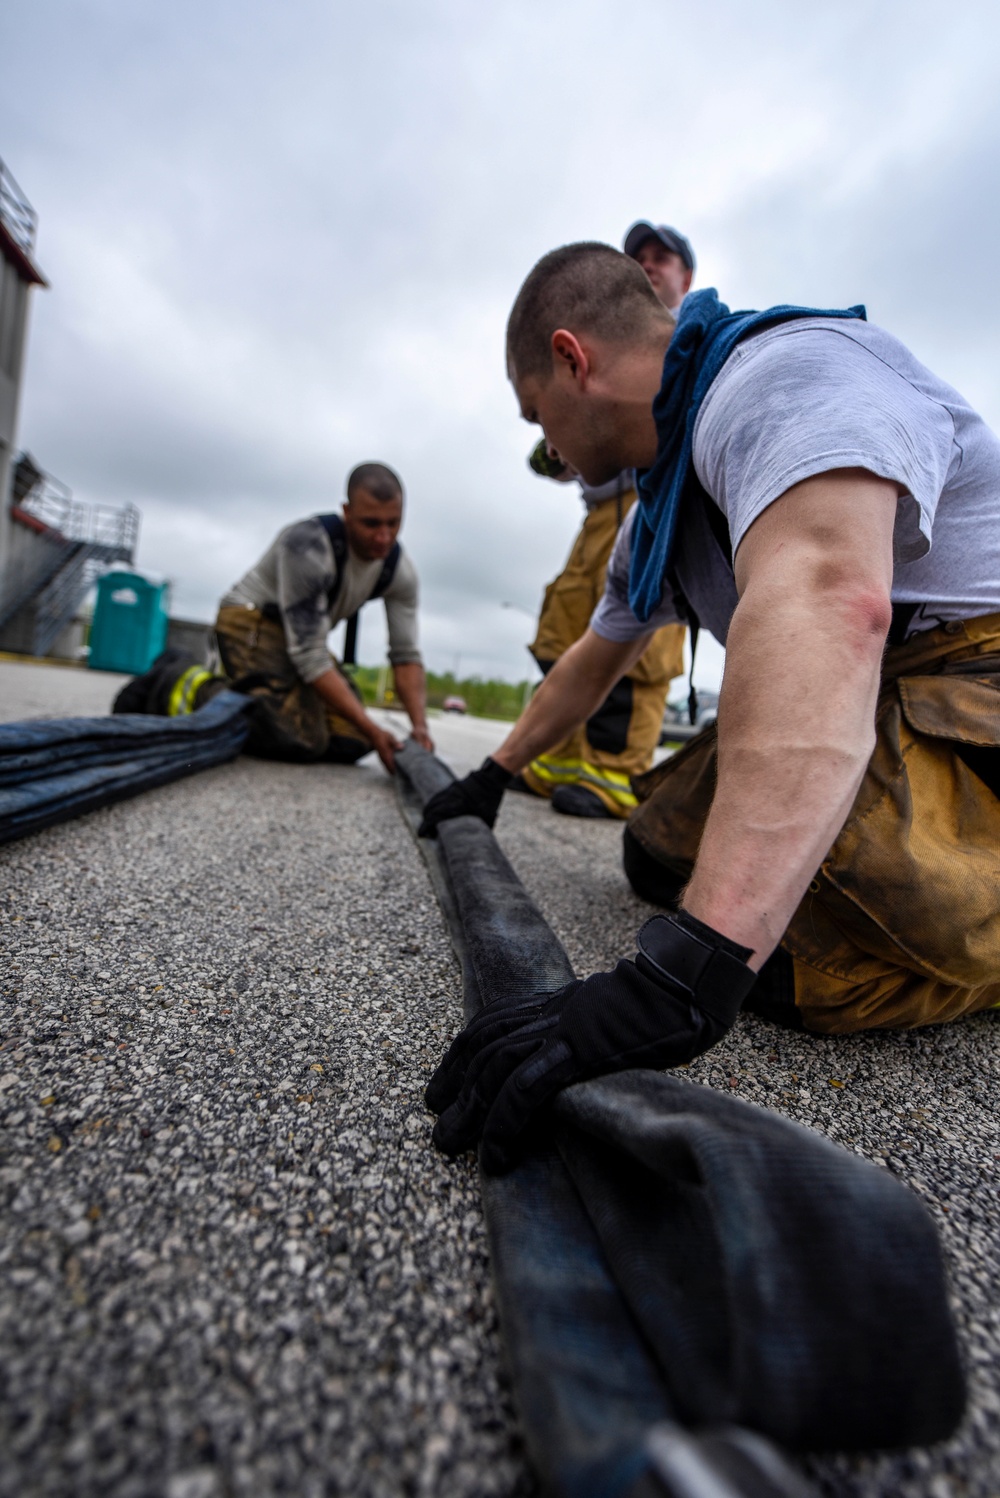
[442,696,467,714]
[660,690,719,744]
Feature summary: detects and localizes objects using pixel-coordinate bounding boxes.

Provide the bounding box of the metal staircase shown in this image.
[0,459,140,657]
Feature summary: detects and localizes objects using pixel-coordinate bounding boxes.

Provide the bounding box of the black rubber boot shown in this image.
[622,827,687,907]
[744,946,803,1030]
[551,783,617,819]
[112,649,194,715]
[112,650,224,717]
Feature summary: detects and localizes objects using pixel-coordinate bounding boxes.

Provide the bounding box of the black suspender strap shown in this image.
[664,561,702,727]
[701,486,734,567]
[686,615,701,726]
[343,613,360,667]
[370,544,402,599]
[887,601,918,647]
[668,483,732,726]
[315,513,350,609]
[315,513,402,668]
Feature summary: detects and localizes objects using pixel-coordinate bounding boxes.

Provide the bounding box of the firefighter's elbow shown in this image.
[843,587,893,656]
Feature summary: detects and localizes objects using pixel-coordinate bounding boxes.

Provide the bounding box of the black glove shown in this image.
[417,757,513,838]
[426,910,756,1173]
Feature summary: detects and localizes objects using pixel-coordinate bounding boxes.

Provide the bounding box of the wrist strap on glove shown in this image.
[477,756,514,790]
[635,910,756,1029]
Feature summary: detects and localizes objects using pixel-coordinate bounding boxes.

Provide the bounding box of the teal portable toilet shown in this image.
[88,571,170,674]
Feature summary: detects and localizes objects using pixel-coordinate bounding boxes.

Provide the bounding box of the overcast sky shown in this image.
[4,0,1000,690]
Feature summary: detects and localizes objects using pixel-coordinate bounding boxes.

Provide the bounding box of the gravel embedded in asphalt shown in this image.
[1,660,998,1497]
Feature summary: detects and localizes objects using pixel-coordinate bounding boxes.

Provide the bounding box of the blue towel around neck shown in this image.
[629,288,867,624]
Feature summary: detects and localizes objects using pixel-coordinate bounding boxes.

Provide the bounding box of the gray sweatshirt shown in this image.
[221,517,422,682]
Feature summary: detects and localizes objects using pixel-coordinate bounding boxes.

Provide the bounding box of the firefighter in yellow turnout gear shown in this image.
[521,458,685,818]
[517,218,695,819]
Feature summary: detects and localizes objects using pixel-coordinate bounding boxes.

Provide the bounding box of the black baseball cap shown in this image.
[623,221,696,272]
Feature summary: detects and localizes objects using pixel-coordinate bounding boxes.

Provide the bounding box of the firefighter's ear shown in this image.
[550,329,591,387]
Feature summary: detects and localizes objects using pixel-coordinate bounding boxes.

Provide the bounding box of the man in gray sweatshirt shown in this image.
[214,461,431,770]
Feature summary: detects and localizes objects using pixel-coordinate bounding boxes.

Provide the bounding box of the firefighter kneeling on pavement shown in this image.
[418,241,1000,1175]
[114,462,432,772]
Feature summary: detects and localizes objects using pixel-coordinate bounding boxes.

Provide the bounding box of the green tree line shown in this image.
[351,666,534,722]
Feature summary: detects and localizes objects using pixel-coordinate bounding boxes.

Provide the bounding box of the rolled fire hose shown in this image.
[0,690,253,846]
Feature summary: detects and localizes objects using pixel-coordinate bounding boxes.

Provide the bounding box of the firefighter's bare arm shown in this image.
[495,628,652,773]
[417,629,651,837]
[391,661,434,752]
[682,468,897,970]
[312,667,402,774]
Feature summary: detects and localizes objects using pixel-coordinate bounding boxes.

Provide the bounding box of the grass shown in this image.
[351,666,534,722]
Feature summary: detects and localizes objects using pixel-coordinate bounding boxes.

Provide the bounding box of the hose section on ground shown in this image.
[395,742,831,1498]
[0,690,253,846]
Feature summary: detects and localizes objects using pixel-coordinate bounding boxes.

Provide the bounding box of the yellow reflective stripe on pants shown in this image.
[167,666,214,717]
[528,753,638,810]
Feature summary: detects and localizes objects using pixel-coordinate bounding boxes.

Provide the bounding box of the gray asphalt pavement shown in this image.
[1,659,998,1498]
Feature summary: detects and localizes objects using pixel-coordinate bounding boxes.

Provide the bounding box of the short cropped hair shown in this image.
[346,462,403,503]
[506,242,673,383]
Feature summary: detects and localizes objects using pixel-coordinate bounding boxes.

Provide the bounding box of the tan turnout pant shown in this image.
[628,614,1000,1034]
[523,490,686,818]
[215,604,370,763]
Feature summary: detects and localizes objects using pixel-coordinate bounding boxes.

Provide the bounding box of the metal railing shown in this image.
[30,548,111,658]
[17,474,140,556]
[0,159,38,254]
[1,456,141,644]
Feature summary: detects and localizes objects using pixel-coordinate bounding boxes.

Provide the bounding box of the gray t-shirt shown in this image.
[591,317,1000,645]
[579,472,635,511]
[221,517,422,682]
